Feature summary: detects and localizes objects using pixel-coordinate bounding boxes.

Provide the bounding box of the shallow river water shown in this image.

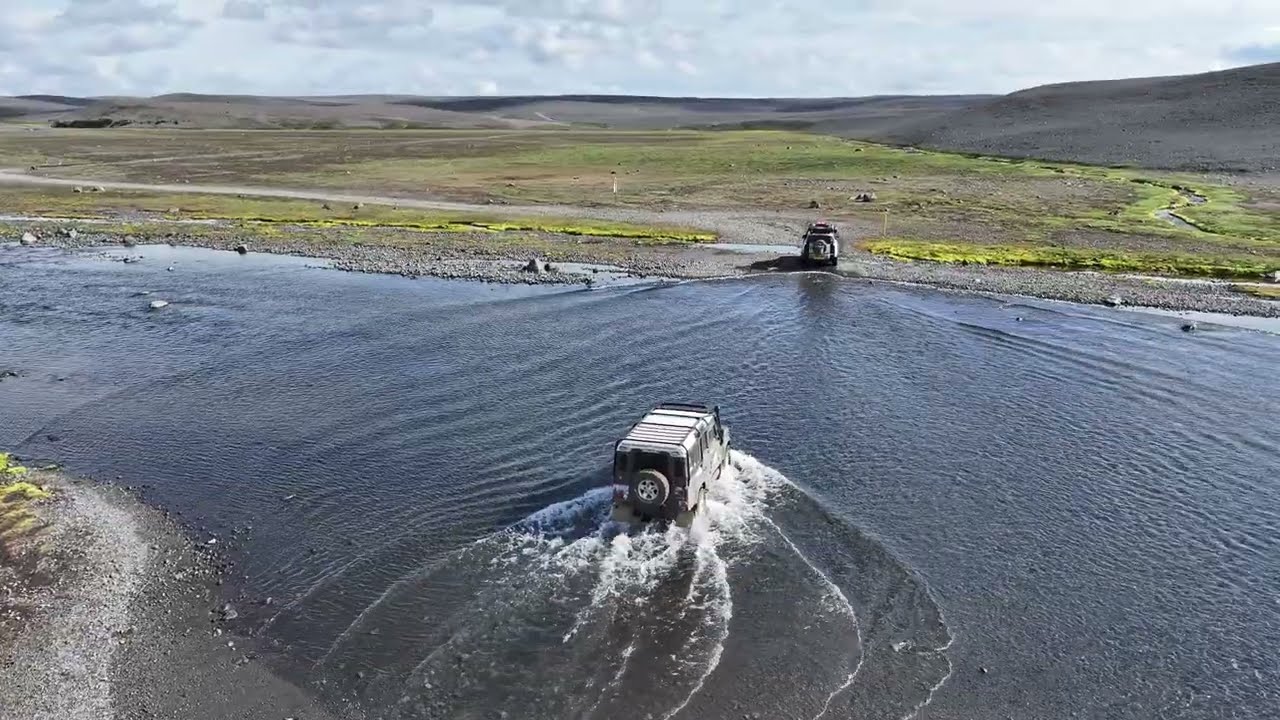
[2,245,1278,719]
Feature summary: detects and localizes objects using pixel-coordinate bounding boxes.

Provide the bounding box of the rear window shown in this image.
[619,449,686,480]
[633,450,668,471]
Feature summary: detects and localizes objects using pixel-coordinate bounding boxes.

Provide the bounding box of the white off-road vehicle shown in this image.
[610,402,731,528]
[801,221,840,267]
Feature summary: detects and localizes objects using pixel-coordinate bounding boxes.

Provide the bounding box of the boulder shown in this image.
[148,300,169,310]
[807,200,821,209]
[73,186,84,193]
[20,231,36,246]
[1105,295,1124,307]
[321,203,332,210]
[235,244,249,255]
[1181,322,1197,332]
[523,258,543,273]
[853,192,877,203]
[91,186,105,193]
[1268,270,1280,282]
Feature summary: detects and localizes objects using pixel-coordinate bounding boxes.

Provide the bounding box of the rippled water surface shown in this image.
[2,245,1278,719]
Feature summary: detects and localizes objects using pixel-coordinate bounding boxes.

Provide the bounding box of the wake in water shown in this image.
[317,451,950,720]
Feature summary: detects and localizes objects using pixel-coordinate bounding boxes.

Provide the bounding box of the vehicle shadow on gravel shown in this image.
[745,255,850,276]
[746,256,809,272]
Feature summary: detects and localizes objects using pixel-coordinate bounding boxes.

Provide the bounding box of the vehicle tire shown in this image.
[631,469,669,510]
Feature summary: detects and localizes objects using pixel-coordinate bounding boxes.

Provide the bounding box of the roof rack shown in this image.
[655,401,713,413]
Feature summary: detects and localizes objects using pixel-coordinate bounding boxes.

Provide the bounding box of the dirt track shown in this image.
[0,169,802,246]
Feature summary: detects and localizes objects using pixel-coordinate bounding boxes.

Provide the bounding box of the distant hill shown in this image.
[391,94,988,134]
[0,92,989,132]
[2,62,1277,172]
[863,62,1280,173]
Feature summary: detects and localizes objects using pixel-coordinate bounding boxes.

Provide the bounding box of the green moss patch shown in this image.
[1,453,51,542]
[0,186,715,243]
[861,238,1276,279]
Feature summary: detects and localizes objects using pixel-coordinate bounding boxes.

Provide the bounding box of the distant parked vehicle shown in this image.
[801,221,840,267]
[609,402,731,528]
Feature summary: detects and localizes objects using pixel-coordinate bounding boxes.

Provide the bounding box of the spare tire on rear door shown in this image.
[631,468,669,510]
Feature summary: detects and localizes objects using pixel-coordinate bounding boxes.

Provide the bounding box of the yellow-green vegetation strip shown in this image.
[238,217,714,243]
[862,239,1277,279]
[1,452,52,542]
[0,186,714,243]
[1235,284,1280,300]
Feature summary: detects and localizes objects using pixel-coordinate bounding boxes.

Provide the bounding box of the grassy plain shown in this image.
[1,127,1277,280]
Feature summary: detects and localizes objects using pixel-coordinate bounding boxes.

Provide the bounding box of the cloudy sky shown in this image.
[1,0,1278,97]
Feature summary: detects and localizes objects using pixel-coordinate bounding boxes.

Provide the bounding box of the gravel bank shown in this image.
[826,254,1280,318]
[1,471,148,720]
[8,224,1280,318]
[0,467,357,720]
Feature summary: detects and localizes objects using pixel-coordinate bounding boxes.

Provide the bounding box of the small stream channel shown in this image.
[1154,188,1208,230]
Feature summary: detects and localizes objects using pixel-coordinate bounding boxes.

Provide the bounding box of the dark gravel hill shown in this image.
[862,62,1280,172]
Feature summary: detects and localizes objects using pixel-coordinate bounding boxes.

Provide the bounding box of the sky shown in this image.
[1,0,1278,98]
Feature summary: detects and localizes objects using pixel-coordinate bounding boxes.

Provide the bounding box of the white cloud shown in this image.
[221,0,267,21]
[0,0,1277,97]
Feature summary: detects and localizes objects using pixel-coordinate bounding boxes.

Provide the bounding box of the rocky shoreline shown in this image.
[7,225,1280,318]
[0,462,358,720]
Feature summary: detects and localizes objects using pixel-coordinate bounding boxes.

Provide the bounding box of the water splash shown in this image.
[318,451,947,720]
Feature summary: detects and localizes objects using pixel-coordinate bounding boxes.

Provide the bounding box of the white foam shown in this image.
[661,539,732,720]
[334,449,872,718]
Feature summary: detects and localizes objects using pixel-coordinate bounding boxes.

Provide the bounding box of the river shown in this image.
[2,244,1277,719]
